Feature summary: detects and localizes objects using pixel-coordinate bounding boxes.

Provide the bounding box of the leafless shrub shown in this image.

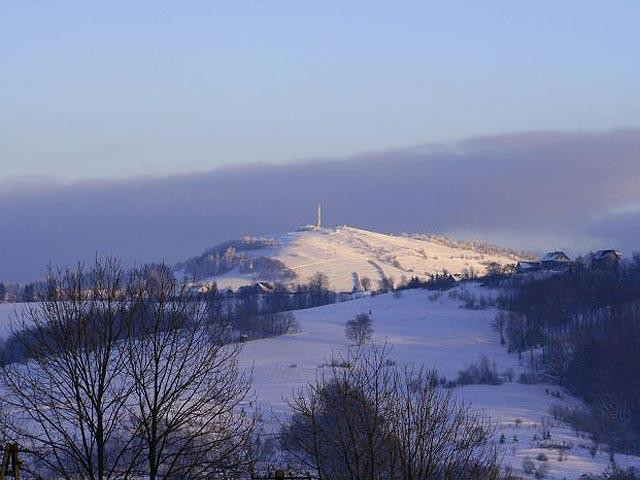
[456,354,502,386]
[522,457,535,474]
[234,311,299,339]
[281,345,509,480]
[345,313,374,346]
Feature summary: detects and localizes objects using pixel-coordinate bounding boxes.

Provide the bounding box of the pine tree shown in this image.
[0,282,6,302]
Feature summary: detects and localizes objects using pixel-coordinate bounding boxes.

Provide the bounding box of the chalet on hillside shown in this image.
[237,282,275,296]
[591,249,622,269]
[540,251,571,270]
[516,261,541,273]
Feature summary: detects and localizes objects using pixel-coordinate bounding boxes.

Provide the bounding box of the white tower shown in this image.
[316,203,322,229]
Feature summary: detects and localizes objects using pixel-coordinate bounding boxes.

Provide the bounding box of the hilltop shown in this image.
[174,226,533,291]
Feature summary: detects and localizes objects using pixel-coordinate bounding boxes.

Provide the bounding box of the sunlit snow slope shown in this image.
[240,286,640,479]
[200,226,529,291]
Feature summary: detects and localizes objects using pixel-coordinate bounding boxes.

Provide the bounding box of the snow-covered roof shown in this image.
[593,249,622,260]
[517,261,540,269]
[541,251,571,262]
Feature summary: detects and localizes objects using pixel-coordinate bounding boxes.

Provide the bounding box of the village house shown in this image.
[540,251,571,270]
[515,261,541,273]
[591,249,622,270]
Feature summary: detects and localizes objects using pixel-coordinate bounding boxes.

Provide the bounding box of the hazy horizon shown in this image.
[2,128,639,282]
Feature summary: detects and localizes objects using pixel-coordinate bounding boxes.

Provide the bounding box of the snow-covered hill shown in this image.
[240,285,640,479]
[1,287,638,477]
[177,226,532,291]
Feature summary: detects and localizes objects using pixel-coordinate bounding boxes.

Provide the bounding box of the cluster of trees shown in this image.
[393,272,457,292]
[407,233,535,262]
[0,259,257,480]
[238,256,295,281]
[350,272,372,293]
[223,271,337,318]
[281,346,512,480]
[174,237,295,282]
[233,311,298,340]
[496,260,640,454]
[455,354,502,386]
[0,282,38,303]
[582,465,640,480]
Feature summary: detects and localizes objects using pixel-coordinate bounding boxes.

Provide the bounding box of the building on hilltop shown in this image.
[316,202,322,229]
[298,202,324,231]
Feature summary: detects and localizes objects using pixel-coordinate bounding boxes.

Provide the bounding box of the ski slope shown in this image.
[202,226,529,291]
[239,285,640,479]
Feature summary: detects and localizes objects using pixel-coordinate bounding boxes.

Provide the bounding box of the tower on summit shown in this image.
[316,203,322,229]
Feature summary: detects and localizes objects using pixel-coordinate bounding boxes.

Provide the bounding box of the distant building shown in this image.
[540,251,571,270]
[237,282,275,296]
[516,261,541,273]
[591,249,622,270]
[298,203,324,231]
[255,281,275,294]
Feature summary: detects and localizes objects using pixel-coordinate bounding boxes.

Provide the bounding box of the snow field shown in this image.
[239,286,639,478]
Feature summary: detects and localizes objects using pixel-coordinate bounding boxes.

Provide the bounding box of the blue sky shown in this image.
[2,1,639,181]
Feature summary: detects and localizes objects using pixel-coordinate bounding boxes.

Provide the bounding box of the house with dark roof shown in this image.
[516,261,541,273]
[591,250,622,270]
[540,251,571,270]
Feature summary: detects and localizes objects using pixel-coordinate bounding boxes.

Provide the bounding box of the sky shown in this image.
[2,1,640,181]
[1,2,640,281]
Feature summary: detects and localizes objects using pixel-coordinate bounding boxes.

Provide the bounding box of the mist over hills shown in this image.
[1,128,639,281]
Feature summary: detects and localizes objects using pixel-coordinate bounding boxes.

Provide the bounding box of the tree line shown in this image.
[494,257,640,455]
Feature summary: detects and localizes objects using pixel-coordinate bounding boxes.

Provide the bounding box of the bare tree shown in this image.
[390,366,502,479]
[360,276,372,292]
[376,275,395,293]
[0,259,258,480]
[492,312,506,345]
[345,313,374,346]
[124,265,257,480]
[282,346,395,480]
[282,345,507,480]
[308,272,332,307]
[0,259,140,480]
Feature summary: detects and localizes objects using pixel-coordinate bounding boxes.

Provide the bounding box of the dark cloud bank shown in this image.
[2,129,640,282]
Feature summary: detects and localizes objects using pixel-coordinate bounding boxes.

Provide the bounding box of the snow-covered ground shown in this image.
[204,226,529,291]
[0,302,23,339]
[239,285,639,479]
[1,285,637,477]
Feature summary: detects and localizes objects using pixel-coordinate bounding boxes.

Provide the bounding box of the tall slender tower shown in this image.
[316,202,322,229]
